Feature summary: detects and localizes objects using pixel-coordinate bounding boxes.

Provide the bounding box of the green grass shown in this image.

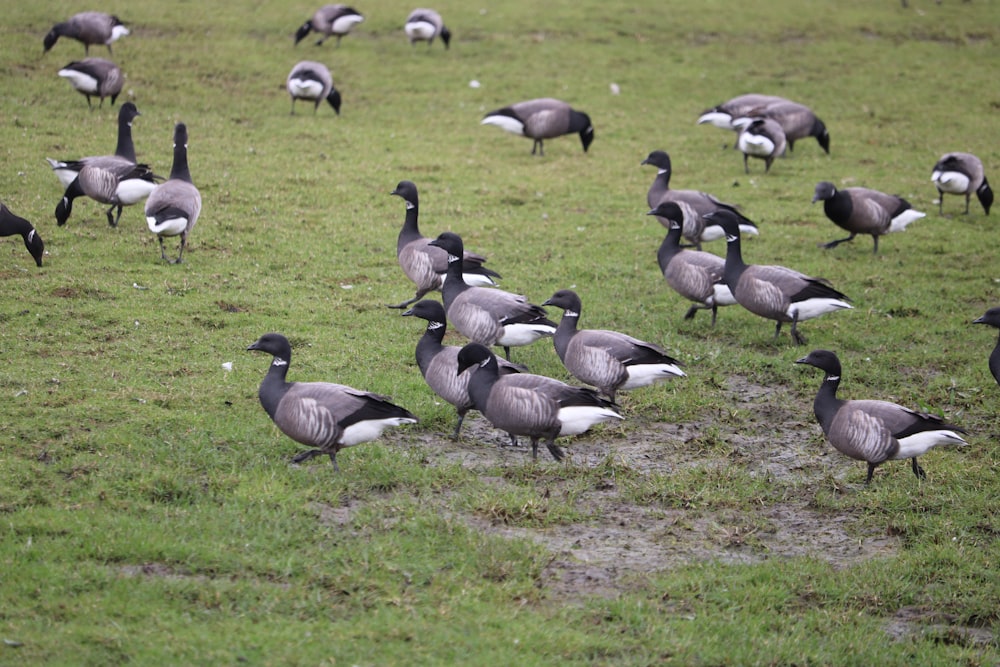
[2,0,999,664]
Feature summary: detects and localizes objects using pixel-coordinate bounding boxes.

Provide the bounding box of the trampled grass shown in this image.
[1,0,999,664]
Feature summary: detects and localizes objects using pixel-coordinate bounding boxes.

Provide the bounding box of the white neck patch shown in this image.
[726,233,738,242]
[272,358,288,367]
[405,201,415,210]
[27,230,36,242]
[658,168,668,176]
[564,310,579,318]
[428,321,444,330]
[826,375,839,381]
[447,253,460,263]
[479,358,490,368]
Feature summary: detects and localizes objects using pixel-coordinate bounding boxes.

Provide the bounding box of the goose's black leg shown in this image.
[292,449,325,464]
[820,233,857,249]
[545,438,565,462]
[865,462,877,485]
[451,411,466,440]
[790,316,806,346]
[911,457,926,480]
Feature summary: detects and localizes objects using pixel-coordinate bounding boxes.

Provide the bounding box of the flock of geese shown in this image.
[5,6,997,484]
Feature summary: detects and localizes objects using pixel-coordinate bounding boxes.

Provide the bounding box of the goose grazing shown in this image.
[57,58,123,109]
[972,307,1000,388]
[427,232,556,360]
[247,333,418,470]
[0,203,45,268]
[294,5,364,47]
[734,117,786,174]
[388,180,500,309]
[404,9,451,49]
[931,152,993,216]
[697,94,789,130]
[641,150,759,249]
[54,155,158,228]
[46,101,141,188]
[286,61,341,115]
[43,12,129,55]
[812,181,926,253]
[746,99,830,154]
[708,210,852,345]
[542,289,685,402]
[649,201,735,326]
[144,123,202,263]
[796,350,968,484]
[456,343,622,461]
[402,299,523,438]
[481,98,594,156]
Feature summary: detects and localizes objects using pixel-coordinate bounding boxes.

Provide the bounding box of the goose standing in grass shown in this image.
[43,12,129,55]
[404,9,451,49]
[144,123,201,263]
[811,181,926,253]
[0,203,45,268]
[247,333,418,470]
[286,61,341,115]
[972,307,1000,388]
[542,289,685,402]
[402,300,523,439]
[55,148,158,228]
[931,152,993,215]
[649,202,734,326]
[387,180,500,309]
[46,101,142,188]
[697,94,789,130]
[796,350,968,485]
[456,343,622,461]
[481,99,594,156]
[745,99,830,154]
[294,5,364,47]
[734,117,786,174]
[708,210,852,345]
[57,58,123,109]
[428,232,556,361]
[641,150,758,249]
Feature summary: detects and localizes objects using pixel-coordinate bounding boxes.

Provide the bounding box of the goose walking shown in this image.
[796,350,967,484]
[0,203,45,268]
[404,9,451,49]
[641,150,758,249]
[46,101,142,188]
[402,300,523,438]
[58,58,123,109]
[43,12,129,55]
[247,333,418,470]
[145,123,201,263]
[388,180,500,309]
[931,152,993,215]
[481,98,594,156]
[54,157,158,228]
[649,201,735,326]
[286,61,341,115]
[428,232,556,360]
[697,94,789,130]
[708,210,852,345]
[972,307,1000,388]
[294,5,364,47]
[542,289,684,402]
[734,117,786,174]
[812,181,925,253]
[457,343,621,461]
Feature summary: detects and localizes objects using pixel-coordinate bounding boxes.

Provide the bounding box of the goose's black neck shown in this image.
[812,371,843,436]
[0,206,34,238]
[552,310,579,362]
[657,225,684,272]
[438,244,470,307]
[258,354,292,420]
[398,201,421,251]
[169,140,193,183]
[414,320,446,373]
[823,190,852,226]
[465,355,499,412]
[115,115,137,163]
[721,228,748,286]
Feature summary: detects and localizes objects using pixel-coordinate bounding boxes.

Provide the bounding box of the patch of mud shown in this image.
[885,606,996,649]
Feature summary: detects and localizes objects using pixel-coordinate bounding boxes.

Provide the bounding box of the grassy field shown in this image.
[1,0,998,664]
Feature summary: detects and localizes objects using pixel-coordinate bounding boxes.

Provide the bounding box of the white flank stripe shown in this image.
[889,209,926,233]
[788,298,853,322]
[118,179,158,205]
[332,15,364,32]
[895,429,968,459]
[110,25,130,41]
[621,363,686,390]
[697,111,735,129]
[405,22,436,40]
[496,323,556,347]
[58,69,99,93]
[481,115,525,135]
[556,406,622,436]
[713,284,737,306]
[340,417,417,447]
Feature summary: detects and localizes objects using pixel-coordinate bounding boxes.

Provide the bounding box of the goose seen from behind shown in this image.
[286,61,341,115]
[402,299,523,439]
[649,201,735,326]
[294,5,364,47]
[972,307,1000,388]
[931,152,992,216]
[641,150,758,249]
[542,289,685,402]
[796,350,968,484]
[404,9,451,49]
[0,203,45,268]
[43,12,129,55]
[58,58,123,109]
[46,101,142,189]
[388,180,500,309]
[247,333,418,470]
[428,231,556,361]
[481,98,594,156]
[144,123,201,263]
[456,343,622,461]
[708,210,852,345]
[812,181,925,253]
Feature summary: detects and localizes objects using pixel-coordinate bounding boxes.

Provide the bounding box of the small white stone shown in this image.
[222,362,233,372]
[340,284,354,290]
[610,82,621,95]
[469,79,481,89]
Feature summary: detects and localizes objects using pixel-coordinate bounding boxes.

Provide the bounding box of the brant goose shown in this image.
[46,101,142,188]
[294,5,364,47]
[144,123,201,263]
[697,94,788,130]
[286,61,341,115]
[796,349,968,484]
[57,57,123,109]
[248,333,417,470]
[481,99,593,156]
[44,12,129,56]
[0,203,45,267]
[812,181,925,253]
[931,152,992,215]
[456,343,621,461]
[973,307,1000,388]
[404,9,451,49]
[734,117,786,174]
